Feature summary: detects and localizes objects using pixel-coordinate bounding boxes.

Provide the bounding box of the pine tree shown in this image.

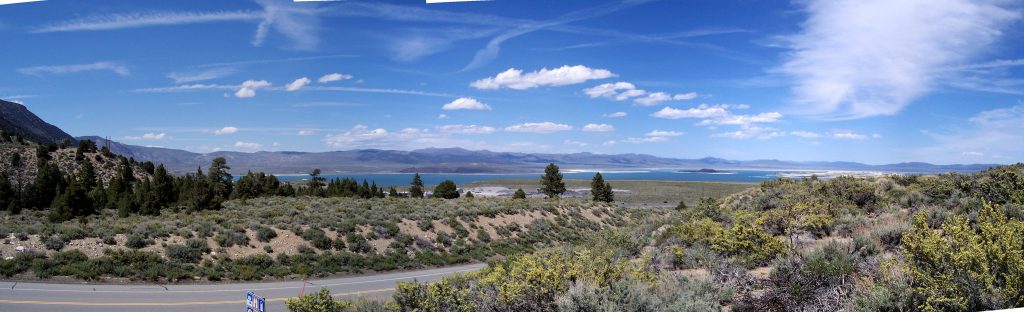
[0,173,14,213]
[388,186,399,197]
[465,191,474,198]
[591,172,606,202]
[539,163,566,198]
[409,173,424,198]
[78,160,97,190]
[152,164,175,207]
[208,157,232,201]
[433,180,460,199]
[308,168,325,196]
[602,182,614,202]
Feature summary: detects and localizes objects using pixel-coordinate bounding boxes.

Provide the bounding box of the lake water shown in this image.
[271,170,802,186]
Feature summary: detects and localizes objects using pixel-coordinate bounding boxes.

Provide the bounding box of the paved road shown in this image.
[0,263,485,312]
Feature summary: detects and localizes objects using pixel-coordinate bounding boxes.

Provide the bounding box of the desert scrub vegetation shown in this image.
[0,196,643,282]
[317,163,1024,311]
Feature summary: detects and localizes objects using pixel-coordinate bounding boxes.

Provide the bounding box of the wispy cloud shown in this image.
[308,86,459,98]
[32,11,260,33]
[19,61,129,76]
[462,0,654,70]
[778,0,1020,119]
[33,0,326,50]
[603,112,627,118]
[167,67,237,83]
[918,103,1024,163]
[438,124,496,134]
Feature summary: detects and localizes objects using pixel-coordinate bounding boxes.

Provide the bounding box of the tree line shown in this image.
[1,140,617,221]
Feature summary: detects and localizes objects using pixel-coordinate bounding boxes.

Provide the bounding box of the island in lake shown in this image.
[678,168,734,174]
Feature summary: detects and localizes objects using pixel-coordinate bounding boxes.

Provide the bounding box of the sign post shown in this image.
[246,291,266,312]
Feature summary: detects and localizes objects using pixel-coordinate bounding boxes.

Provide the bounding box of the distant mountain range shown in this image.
[0,98,1001,175]
[76,137,997,175]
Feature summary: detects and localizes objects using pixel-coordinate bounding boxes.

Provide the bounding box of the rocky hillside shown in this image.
[0,140,149,188]
[0,100,74,144]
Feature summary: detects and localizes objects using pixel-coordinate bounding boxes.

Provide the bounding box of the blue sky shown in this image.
[0,0,1021,165]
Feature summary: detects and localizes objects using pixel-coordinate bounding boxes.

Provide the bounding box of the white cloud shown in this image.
[442,97,492,110]
[584,82,644,100]
[214,126,239,135]
[645,130,684,137]
[696,112,783,126]
[233,141,263,151]
[297,129,315,136]
[438,124,496,134]
[962,151,984,157]
[235,80,271,98]
[789,131,822,138]
[286,77,311,91]
[437,114,449,119]
[673,92,698,100]
[582,123,615,132]
[650,105,729,119]
[778,0,1020,119]
[713,126,786,140]
[504,122,573,133]
[471,65,614,90]
[623,136,670,144]
[634,92,672,106]
[319,73,353,83]
[19,61,129,76]
[124,132,167,140]
[324,125,390,148]
[830,130,867,140]
[603,112,627,118]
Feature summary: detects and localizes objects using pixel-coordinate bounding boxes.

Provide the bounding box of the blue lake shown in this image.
[270,170,801,186]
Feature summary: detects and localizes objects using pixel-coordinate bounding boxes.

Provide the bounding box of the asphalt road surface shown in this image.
[0,263,485,312]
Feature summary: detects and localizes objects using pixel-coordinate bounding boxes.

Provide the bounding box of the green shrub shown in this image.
[711,222,787,267]
[125,233,149,249]
[901,203,1024,311]
[346,233,373,254]
[871,223,909,251]
[740,241,856,311]
[44,235,66,251]
[476,230,492,243]
[303,228,333,250]
[166,244,201,263]
[416,219,433,231]
[255,226,277,242]
[285,288,349,312]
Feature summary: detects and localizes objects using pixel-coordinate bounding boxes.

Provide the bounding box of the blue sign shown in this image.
[246,291,266,312]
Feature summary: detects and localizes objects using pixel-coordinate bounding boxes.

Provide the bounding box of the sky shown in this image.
[0,0,1022,165]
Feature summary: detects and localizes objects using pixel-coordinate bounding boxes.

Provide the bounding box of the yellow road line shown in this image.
[0,287,394,306]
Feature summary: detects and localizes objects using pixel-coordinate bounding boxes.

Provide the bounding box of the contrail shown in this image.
[0,0,44,6]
